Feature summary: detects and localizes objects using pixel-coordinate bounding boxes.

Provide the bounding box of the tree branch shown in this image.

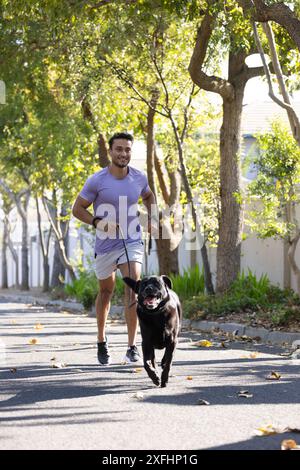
[262,21,300,144]
[245,65,265,80]
[102,58,169,118]
[89,0,136,9]
[188,12,234,101]
[252,20,300,130]
[237,0,300,51]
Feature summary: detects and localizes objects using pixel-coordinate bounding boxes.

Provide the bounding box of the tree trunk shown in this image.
[35,196,53,292]
[81,96,110,167]
[145,92,180,276]
[20,192,30,290]
[21,213,29,290]
[43,195,76,282]
[42,259,50,292]
[1,221,8,288]
[97,133,110,168]
[216,54,246,293]
[171,120,214,293]
[288,230,300,293]
[147,90,159,197]
[51,240,65,287]
[7,232,19,288]
[156,238,179,275]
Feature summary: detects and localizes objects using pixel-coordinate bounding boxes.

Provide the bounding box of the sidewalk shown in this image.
[0,288,300,348]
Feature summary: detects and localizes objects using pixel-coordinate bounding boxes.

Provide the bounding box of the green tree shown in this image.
[246,121,300,291]
[188,0,300,292]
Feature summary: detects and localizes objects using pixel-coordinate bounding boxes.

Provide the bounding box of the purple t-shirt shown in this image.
[80,166,150,254]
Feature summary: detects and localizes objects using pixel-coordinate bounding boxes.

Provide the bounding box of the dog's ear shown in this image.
[162,275,172,290]
[123,277,140,293]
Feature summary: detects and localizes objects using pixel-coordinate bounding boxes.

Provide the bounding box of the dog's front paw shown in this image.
[161,370,169,388]
[152,375,160,386]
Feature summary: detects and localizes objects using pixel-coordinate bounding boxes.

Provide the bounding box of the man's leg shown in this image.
[118,261,141,347]
[96,273,116,342]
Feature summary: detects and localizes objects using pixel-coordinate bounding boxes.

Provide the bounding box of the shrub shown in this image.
[169,265,205,300]
[65,270,98,309]
[183,270,300,324]
[65,270,125,309]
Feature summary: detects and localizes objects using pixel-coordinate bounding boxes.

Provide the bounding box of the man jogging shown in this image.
[72,132,157,365]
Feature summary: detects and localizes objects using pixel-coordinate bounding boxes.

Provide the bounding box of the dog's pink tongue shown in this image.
[144,297,156,305]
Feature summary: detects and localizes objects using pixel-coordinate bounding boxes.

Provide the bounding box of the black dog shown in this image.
[123,275,182,387]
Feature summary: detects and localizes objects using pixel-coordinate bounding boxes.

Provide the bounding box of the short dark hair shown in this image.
[108,132,134,149]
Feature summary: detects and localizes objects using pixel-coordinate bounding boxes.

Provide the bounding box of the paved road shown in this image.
[0,299,299,450]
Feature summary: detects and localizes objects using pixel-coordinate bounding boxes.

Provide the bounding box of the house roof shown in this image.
[241,100,300,135]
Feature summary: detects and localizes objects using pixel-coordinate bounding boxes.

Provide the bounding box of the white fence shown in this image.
[0,214,292,291]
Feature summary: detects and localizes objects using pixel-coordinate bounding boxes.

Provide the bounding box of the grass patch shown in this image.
[169,265,205,300]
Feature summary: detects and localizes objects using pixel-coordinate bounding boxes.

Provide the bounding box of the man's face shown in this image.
[109,139,132,168]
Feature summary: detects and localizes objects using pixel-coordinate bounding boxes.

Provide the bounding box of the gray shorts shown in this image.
[94,241,144,280]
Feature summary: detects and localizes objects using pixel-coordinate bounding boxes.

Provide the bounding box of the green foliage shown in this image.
[64,270,125,309]
[65,270,99,309]
[185,136,220,245]
[169,265,205,300]
[246,121,300,239]
[184,269,300,322]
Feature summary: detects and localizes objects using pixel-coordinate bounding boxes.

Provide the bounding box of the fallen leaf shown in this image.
[266,371,281,380]
[131,368,143,374]
[197,399,210,405]
[131,392,144,400]
[194,340,213,347]
[254,425,300,437]
[241,352,259,359]
[240,335,253,342]
[10,368,17,373]
[51,362,67,368]
[29,338,38,345]
[254,425,278,436]
[281,439,299,450]
[186,376,193,380]
[34,323,44,330]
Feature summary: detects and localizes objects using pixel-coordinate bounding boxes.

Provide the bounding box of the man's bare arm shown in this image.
[142,190,159,236]
[72,196,94,226]
[142,190,157,219]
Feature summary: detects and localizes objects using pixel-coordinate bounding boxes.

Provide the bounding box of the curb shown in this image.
[0,292,123,317]
[187,319,300,347]
[1,292,300,347]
